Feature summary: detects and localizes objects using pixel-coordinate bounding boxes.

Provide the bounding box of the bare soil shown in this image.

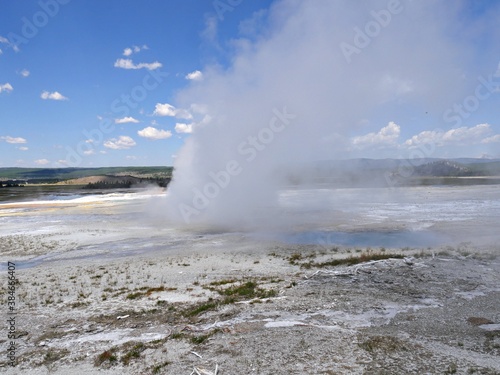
[1,237,499,375]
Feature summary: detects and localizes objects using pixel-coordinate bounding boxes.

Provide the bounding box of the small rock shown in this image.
[467,317,494,326]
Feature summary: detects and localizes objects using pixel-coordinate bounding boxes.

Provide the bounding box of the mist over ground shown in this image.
[163,0,500,229]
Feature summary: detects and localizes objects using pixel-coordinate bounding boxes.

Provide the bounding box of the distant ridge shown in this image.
[1,160,499,187]
[0,166,173,183]
[280,158,500,187]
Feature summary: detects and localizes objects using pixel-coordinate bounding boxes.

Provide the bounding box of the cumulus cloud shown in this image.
[352,122,401,148]
[0,83,13,93]
[153,103,192,119]
[404,130,440,147]
[442,124,490,143]
[115,116,140,124]
[104,136,136,149]
[405,124,492,147]
[18,146,29,151]
[114,58,162,70]
[481,134,500,144]
[123,45,148,56]
[186,70,203,81]
[175,123,193,134]
[1,136,27,144]
[34,159,50,165]
[41,91,68,101]
[19,69,30,77]
[137,126,172,140]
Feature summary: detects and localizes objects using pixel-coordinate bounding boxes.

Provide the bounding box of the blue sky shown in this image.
[0,0,274,167]
[1,0,499,168]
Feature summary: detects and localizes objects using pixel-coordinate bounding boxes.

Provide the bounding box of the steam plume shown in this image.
[164,0,500,229]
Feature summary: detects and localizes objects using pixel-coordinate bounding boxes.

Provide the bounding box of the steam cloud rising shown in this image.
[163,0,500,229]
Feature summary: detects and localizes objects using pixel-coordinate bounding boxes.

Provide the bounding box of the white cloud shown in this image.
[1,136,27,144]
[34,159,50,165]
[41,91,68,101]
[186,70,203,81]
[115,116,139,124]
[83,149,95,155]
[175,123,193,134]
[123,45,148,56]
[173,115,210,135]
[0,83,13,93]
[352,122,400,148]
[126,155,137,160]
[404,130,440,147]
[443,123,490,142]
[153,103,192,119]
[405,124,491,147]
[137,126,172,140]
[481,134,500,144]
[153,103,175,116]
[18,146,29,151]
[104,136,136,149]
[114,58,162,70]
[19,69,30,77]
[0,35,19,52]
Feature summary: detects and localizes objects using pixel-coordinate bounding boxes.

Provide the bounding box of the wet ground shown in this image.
[0,185,499,374]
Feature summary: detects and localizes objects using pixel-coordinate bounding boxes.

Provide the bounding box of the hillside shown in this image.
[412,160,472,177]
[281,158,500,187]
[0,166,173,184]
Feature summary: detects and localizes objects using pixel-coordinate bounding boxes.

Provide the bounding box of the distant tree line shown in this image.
[84,177,171,189]
[84,181,133,189]
[0,180,25,188]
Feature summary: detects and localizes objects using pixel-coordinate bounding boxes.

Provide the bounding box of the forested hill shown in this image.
[0,166,173,184]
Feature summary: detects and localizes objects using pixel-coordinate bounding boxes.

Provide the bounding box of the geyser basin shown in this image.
[282,230,446,248]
